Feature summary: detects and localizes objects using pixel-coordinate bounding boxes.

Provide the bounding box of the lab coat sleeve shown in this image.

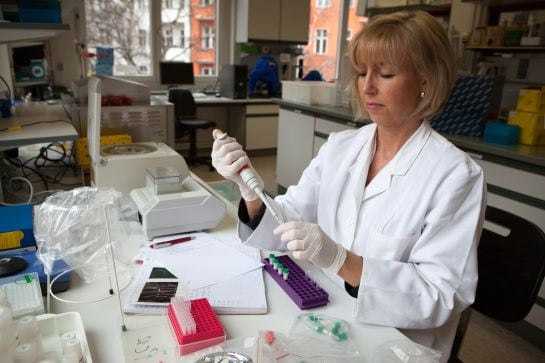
[355,163,486,329]
[237,137,329,251]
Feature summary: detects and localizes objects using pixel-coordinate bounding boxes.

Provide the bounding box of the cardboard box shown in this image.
[508,110,545,145]
[516,87,545,114]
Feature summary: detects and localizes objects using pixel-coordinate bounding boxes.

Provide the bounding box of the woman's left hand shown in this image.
[273,221,347,273]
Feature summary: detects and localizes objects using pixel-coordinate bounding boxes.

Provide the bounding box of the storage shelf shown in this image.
[0,22,69,44]
[466,46,545,52]
[14,79,50,87]
[366,4,451,17]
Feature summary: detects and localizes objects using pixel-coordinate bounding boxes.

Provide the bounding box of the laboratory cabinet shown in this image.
[236,0,310,43]
[276,107,357,191]
[246,104,279,150]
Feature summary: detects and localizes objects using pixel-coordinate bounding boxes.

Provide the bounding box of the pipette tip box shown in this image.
[264,255,329,309]
[167,298,225,355]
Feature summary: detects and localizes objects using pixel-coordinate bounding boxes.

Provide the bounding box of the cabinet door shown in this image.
[279,0,310,43]
[247,0,281,41]
[277,109,315,188]
[313,117,356,156]
[246,116,278,150]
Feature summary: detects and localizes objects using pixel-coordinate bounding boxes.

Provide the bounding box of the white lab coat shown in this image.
[239,121,486,361]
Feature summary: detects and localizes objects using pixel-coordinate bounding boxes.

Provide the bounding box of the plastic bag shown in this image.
[373,339,442,363]
[257,313,361,362]
[34,187,139,282]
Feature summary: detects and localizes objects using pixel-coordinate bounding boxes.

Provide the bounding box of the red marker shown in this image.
[150,236,194,249]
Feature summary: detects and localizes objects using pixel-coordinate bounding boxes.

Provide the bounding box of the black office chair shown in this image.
[168,88,216,170]
[449,206,545,362]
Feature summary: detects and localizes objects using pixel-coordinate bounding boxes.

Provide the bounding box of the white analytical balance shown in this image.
[130,166,226,240]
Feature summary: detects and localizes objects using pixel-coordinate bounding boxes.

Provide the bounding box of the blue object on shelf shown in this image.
[483,121,520,145]
[430,75,504,137]
[18,0,62,24]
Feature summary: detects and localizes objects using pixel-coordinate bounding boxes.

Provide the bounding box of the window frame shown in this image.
[81,0,226,85]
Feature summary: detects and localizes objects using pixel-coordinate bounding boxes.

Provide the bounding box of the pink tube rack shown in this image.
[167,298,226,355]
[263,255,329,309]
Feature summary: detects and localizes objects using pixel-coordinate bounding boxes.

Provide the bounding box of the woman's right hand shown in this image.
[211,135,264,201]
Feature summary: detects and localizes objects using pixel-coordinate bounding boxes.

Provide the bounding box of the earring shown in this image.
[420,91,425,98]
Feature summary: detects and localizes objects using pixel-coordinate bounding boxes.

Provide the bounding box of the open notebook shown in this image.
[123,234,267,315]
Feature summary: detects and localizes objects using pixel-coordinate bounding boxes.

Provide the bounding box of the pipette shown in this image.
[212,129,285,224]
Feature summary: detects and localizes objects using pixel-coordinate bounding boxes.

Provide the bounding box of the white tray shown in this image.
[37,312,93,363]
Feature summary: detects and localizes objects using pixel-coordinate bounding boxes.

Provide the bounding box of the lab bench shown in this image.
[152,94,279,153]
[273,98,545,346]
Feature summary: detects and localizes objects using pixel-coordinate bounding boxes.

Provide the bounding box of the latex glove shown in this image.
[211,135,264,201]
[274,222,347,274]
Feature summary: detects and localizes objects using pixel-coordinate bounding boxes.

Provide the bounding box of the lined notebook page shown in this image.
[188,235,267,314]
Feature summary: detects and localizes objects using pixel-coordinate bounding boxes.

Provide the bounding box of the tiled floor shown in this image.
[191,154,545,363]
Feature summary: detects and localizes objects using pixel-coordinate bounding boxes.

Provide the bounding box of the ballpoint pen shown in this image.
[150,236,194,249]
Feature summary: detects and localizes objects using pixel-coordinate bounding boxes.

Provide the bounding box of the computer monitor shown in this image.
[159,61,195,86]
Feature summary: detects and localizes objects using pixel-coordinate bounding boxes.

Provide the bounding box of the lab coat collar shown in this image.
[391,120,432,176]
[353,121,432,201]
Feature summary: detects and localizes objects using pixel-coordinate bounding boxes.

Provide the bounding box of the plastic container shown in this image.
[281,81,336,106]
[508,110,545,145]
[36,312,92,363]
[483,122,520,145]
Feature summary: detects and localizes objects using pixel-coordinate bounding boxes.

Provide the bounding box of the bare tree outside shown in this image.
[85,0,152,76]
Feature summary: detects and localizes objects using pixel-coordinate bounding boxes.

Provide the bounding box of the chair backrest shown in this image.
[449,206,545,361]
[168,88,197,120]
[474,206,545,322]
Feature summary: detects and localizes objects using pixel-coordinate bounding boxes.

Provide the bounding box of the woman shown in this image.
[212,11,486,361]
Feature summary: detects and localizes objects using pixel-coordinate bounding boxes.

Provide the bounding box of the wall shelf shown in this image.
[366,4,451,17]
[0,22,69,44]
[466,46,545,52]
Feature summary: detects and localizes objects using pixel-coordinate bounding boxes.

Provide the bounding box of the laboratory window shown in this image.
[301,1,366,81]
[84,0,220,78]
[315,29,328,55]
[85,0,152,76]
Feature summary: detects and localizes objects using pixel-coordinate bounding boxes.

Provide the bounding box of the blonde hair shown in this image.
[348,11,457,121]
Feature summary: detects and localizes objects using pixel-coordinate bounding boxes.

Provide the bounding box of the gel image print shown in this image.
[138,281,178,303]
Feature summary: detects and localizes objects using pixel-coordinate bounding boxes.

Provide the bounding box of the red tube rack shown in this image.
[167,298,225,356]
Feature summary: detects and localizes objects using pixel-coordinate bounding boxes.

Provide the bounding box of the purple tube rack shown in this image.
[263,255,329,309]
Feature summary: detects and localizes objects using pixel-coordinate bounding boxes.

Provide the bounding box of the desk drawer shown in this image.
[246,104,279,115]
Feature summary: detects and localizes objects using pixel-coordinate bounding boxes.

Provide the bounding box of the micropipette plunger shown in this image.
[212,129,285,224]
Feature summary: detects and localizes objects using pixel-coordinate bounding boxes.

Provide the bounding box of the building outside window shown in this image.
[315,29,327,54]
[316,0,330,8]
[201,26,214,50]
[165,28,173,47]
[202,67,213,75]
[302,0,366,81]
[139,29,147,47]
